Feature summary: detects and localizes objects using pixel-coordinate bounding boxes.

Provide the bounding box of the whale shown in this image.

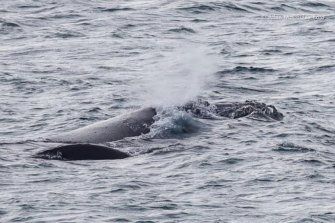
[35,144,130,160]
[36,100,283,160]
[35,107,156,160]
[49,107,156,144]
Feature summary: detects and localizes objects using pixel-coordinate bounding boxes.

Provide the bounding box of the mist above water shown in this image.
[139,42,218,107]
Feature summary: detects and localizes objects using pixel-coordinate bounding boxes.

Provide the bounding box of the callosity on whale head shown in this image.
[180,100,284,121]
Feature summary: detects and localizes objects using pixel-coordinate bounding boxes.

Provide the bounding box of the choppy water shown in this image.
[1,0,335,222]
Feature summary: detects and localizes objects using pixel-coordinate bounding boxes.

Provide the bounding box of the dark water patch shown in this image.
[96,7,134,13]
[0,20,20,28]
[77,21,91,26]
[242,76,257,80]
[306,173,325,180]
[122,24,136,29]
[191,19,208,23]
[278,74,297,79]
[46,30,85,39]
[178,4,217,14]
[168,27,196,34]
[269,6,286,12]
[16,4,41,9]
[274,142,315,153]
[220,48,233,56]
[300,159,325,166]
[111,32,124,39]
[217,83,276,94]
[150,202,178,210]
[217,66,276,75]
[6,47,52,57]
[253,177,274,182]
[270,4,299,12]
[310,122,335,134]
[110,188,126,194]
[198,160,212,167]
[260,49,283,55]
[10,216,34,222]
[219,158,244,165]
[308,212,335,223]
[300,2,330,8]
[0,19,22,34]
[315,64,335,72]
[108,218,131,222]
[38,13,83,20]
[147,144,189,156]
[215,2,250,13]
[0,208,7,215]
[198,179,233,189]
[240,4,264,12]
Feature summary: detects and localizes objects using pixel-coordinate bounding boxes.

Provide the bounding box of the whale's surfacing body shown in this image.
[37,107,156,160]
[37,101,283,160]
[35,144,130,160]
[49,107,157,144]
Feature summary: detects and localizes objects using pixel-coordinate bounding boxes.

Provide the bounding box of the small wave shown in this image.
[274,142,315,153]
[16,5,41,9]
[260,49,283,55]
[0,20,20,28]
[315,64,335,72]
[216,83,276,94]
[45,30,85,39]
[168,27,196,34]
[214,2,250,12]
[191,19,208,23]
[270,4,299,12]
[239,4,264,12]
[0,19,21,34]
[179,2,251,14]
[37,13,83,20]
[217,66,276,75]
[300,159,325,166]
[219,158,244,165]
[96,7,134,13]
[300,2,330,8]
[179,4,217,14]
[147,144,188,156]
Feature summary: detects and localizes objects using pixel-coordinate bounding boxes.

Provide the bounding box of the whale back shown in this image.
[49,107,156,143]
[35,144,130,160]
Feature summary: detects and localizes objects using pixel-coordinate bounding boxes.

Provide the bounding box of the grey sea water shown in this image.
[1,0,335,222]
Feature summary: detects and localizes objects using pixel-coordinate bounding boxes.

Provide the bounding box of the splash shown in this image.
[138,42,218,107]
[147,107,203,139]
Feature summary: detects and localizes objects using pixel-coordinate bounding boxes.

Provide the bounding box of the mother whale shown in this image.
[36,100,283,160]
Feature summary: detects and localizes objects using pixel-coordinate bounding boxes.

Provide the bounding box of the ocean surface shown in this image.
[1,0,335,222]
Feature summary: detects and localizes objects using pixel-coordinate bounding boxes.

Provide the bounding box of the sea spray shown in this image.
[137,42,218,107]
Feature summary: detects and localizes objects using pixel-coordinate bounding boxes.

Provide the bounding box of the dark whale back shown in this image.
[35,144,129,160]
[49,107,156,143]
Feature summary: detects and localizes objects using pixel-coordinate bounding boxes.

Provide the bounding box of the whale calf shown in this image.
[37,100,283,160]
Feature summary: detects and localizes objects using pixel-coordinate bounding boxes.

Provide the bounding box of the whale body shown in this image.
[37,100,283,160]
[49,107,156,144]
[35,144,130,160]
